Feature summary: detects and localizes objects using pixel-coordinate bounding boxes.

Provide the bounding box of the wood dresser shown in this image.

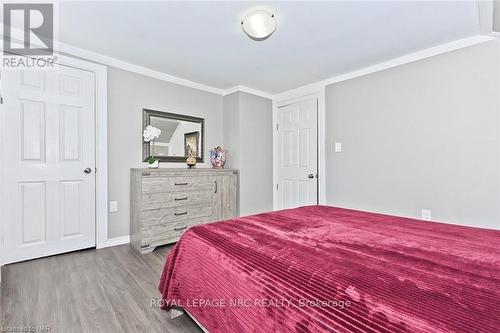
[130,168,238,254]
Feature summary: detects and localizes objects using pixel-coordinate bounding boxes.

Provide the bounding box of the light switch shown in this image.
[421,209,432,221]
[334,142,342,153]
[110,201,118,212]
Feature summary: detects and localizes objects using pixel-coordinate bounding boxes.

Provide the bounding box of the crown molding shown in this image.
[222,85,274,100]
[221,86,240,96]
[1,30,272,99]
[56,42,227,95]
[60,34,495,102]
[60,42,273,99]
[3,29,495,101]
[273,34,497,101]
[0,27,226,95]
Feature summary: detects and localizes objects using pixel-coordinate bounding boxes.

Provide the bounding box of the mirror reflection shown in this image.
[150,116,202,158]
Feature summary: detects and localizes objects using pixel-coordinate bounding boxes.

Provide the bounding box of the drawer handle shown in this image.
[174,212,188,216]
[174,226,188,231]
[174,197,188,201]
[142,172,150,176]
[174,182,188,186]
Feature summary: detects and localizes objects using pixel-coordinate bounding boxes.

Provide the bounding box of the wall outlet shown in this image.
[421,209,432,221]
[334,142,342,153]
[109,201,118,212]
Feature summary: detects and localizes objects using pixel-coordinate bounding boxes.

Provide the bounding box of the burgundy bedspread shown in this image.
[158,206,500,333]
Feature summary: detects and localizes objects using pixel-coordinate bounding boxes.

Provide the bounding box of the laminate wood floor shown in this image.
[0,244,204,333]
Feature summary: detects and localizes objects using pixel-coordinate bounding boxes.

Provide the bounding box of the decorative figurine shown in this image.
[186,155,197,168]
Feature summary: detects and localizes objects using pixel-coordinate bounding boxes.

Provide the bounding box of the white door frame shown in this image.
[272,87,326,210]
[0,54,108,266]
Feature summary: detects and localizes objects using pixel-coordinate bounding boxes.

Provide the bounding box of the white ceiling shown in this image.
[59,1,481,94]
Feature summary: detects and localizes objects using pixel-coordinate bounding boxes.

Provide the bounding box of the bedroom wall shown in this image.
[325,39,500,229]
[222,92,240,171]
[223,91,273,216]
[238,92,274,216]
[107,67,223,238]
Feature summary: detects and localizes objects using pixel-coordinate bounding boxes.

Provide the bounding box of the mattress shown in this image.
[159,205,500,332]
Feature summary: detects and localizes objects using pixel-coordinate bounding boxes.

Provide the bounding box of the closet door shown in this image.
[2,64,96,264]
[276,98,318,209]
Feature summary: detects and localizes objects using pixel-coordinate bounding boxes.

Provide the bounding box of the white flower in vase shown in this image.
[143,125,161,167]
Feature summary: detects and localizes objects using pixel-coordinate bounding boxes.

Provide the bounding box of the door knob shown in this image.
[84,168,92,174]
[308,173,316,179]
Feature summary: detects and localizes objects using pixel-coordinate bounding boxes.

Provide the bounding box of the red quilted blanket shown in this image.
[159,206,500,333]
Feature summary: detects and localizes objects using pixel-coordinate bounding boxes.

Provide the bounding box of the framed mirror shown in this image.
[142,109,205,163]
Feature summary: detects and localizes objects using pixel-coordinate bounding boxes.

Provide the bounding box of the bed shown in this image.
[159,205,500,333]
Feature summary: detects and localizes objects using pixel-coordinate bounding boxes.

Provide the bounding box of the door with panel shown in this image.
[2,64,96,264]
[276,98,318,210]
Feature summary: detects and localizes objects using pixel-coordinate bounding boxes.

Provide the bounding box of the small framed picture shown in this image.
[184,131,200,157]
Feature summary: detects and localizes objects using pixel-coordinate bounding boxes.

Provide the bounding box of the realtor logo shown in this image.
[3,3,54,56]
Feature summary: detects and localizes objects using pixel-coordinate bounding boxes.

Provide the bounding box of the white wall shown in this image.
[494,1,500,32]
[325,39,500,229]
[223,91,273,216]
[239,92,274,216]
[108,67,223,238]
[222,92,240,170]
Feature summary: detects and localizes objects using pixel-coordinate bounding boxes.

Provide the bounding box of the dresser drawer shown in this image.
[141,216,214,245]
[142,176,215,193]
[141,203,215,227]
[141,220,189,244]
[141,190,214,210]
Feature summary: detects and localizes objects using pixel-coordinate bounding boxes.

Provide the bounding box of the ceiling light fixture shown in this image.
[241,10,277,41]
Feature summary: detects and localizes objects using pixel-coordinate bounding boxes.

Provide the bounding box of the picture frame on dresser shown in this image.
[130,168,238,254]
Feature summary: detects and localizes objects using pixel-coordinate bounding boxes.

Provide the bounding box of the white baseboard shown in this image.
[105,235,130,248]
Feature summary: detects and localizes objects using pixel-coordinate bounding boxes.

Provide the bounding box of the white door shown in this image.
[2,64,96,264]
[276,98,318,209]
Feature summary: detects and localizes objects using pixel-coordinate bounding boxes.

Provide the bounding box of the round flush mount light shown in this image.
[241,10,277,41]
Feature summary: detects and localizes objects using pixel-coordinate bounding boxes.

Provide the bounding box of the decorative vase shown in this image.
[210,147,227,169]
[148,160,159,169]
